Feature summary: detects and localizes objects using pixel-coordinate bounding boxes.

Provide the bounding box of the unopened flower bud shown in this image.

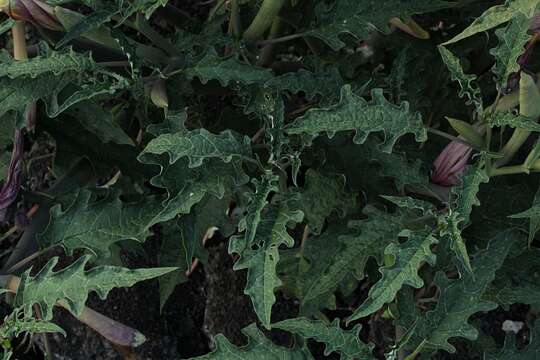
[431,140,473,187]
[1,0,62,31]
[151,79,169,109]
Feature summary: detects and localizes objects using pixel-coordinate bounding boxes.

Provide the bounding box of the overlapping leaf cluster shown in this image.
[1,0,540,359]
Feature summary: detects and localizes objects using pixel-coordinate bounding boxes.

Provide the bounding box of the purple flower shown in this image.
[430,140,472,186]
[0,129,23,222]
[0,0,63,31]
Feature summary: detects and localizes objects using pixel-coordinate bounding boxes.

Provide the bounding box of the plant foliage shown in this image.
[1,0,540,358]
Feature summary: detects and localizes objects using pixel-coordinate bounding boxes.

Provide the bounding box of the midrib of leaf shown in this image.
[190,323,314,359]
[300,206,408,305]
[15,255,176,320]
[489,13,532,87]
[272,318,374,360]
[438,46,482,112]
[185,49,273,87]
[142,128,252,168]
[407,230,517,354]
[306,0,454,50]
[0,47,98,79]
[442,0,540,46]
[347,231,437,322]
[229,197,304,329]
[285,85,427,153]
[453,157,490,225]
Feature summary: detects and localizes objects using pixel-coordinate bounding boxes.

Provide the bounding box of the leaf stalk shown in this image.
[243,0,286,41]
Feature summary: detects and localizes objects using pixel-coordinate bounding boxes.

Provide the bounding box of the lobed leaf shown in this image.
[288,206,414,313]
[286,85,427,153]
[438,46,482,112]
[306,0,454,50]
[185,49,273,87]
[407,230,517,354]
[37,190,165,258]
[0,46,98,78]
[489,13,532,87]
[15,255,176,320]
[273,318,374,360]
[143,129,252,168]
[347,231,437,321]
[442,0,540,46]
[191,324,314,359]
[485,320,540,359]
[290,170,355,234]
[229,195,304,329]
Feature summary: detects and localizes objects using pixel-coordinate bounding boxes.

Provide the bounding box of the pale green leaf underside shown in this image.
[0,47,98,79]
[442,0,540,46]
[489,14,532,86]
[348,232,437,321]
[192,324,314,359]
[290,170,355,234]
[38,190,165,258]
[490,113,540,131]
[286,85,427,153]
[409,230,517,353]
[143,128,252,168]
[273,318,374,360]
[306,0,454,50]
[185,49,273,86]
[230,199,304,329]
[438,46,482,110]
[15,255,176,320]
[0,308,66,339]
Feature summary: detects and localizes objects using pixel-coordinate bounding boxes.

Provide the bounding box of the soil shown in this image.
[33,238,298,360]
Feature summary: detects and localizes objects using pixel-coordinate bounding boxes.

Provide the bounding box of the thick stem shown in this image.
[243,0,286,41]
[495,128,531,167]
[229,0,241,38]
[256,32,304,46]
[258,17,282,67]
[494,75,539,168]
[489,164,528,177]
[12,21,28,60]
[484,72,540,114]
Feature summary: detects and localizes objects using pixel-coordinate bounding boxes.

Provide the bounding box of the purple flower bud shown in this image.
[430,140,472,186]
[0,129,23,222]
[503,21,540,93]
[530,13,540,34]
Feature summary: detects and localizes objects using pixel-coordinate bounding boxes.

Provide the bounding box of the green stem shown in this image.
[494,128,531,167]
[125,14,180,57]
[426,127,475,149]
[258,17,282,66]
[243,0,286,41]
[256,32,305,46]
[405,340,426,360]
[489,164,528,177]
[229,0,241,38]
